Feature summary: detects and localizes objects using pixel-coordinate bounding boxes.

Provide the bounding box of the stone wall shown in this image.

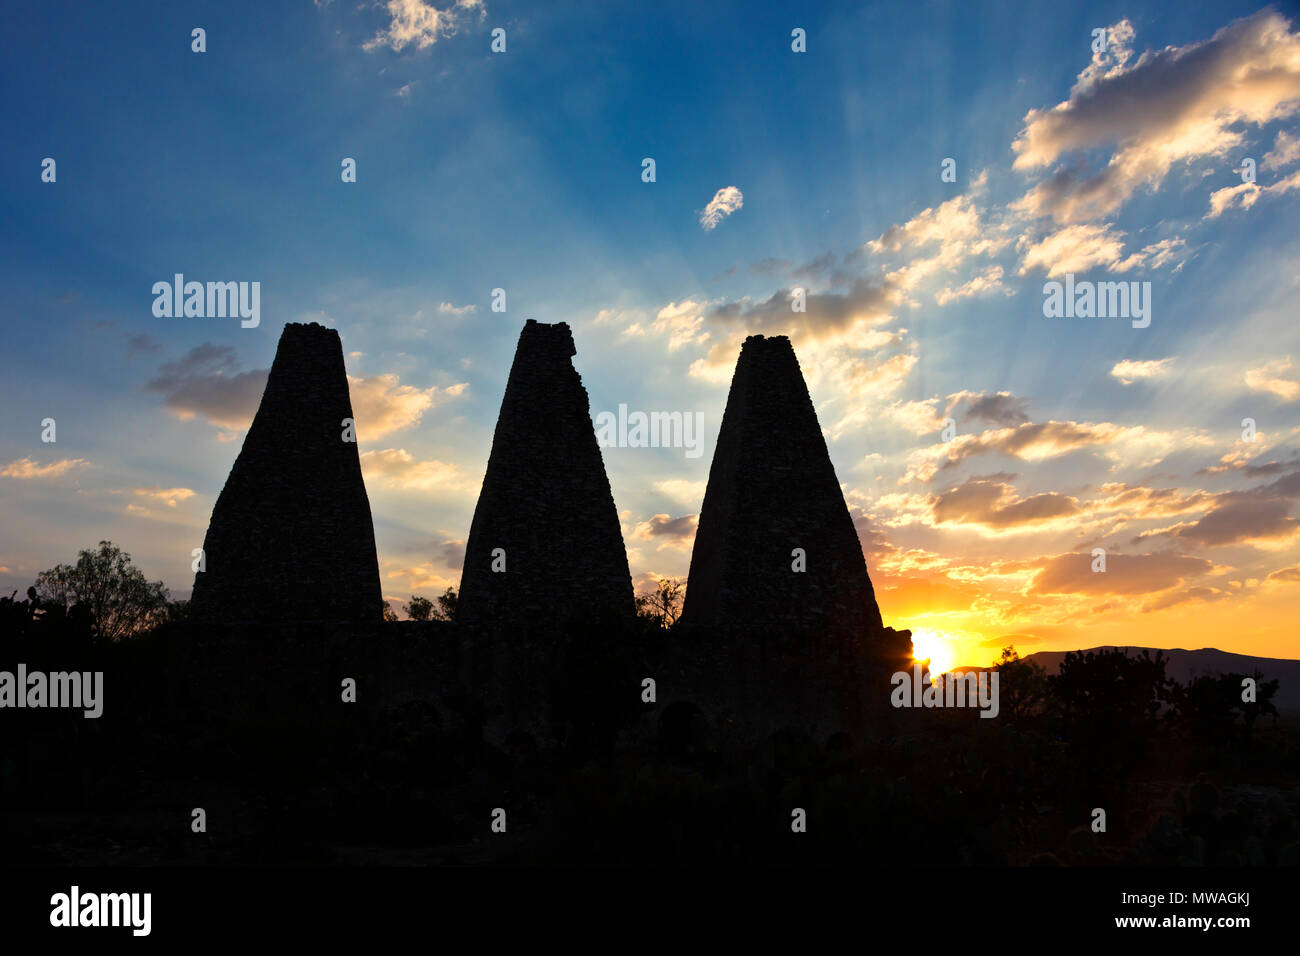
[682,333,884,638]
[190,322,382,625]
[458,320,634,632]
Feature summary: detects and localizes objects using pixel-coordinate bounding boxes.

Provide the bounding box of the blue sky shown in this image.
[2,1,1299,665]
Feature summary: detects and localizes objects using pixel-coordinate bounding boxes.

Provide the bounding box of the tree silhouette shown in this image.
[402,588,457,622]
[33,540,168,641]
[404,595,434,622]
[434,586,458,622]
[995,645,1049,722]
[1047,647,1178,777]
[635,577,684,629]
[1172,671,1280,743]
[1050,647,1176,731]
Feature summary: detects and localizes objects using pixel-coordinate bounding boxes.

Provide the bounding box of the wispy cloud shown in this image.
[128,486,196,507]
[360,448,471,491]
[1262,129,1300,172]
[699,186,743,231]
[1207,167,1300,218]
[1111,357,1175,385]
[0,458,88,480]
[1244,358,1300,401]
[362,0,485,53]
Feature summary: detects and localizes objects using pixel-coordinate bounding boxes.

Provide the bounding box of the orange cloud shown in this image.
[931,477,1081,530]
[1012,10,1300,222]
[1029,551,1213,596]
[0,457,88,480]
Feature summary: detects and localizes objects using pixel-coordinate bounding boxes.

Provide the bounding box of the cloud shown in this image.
[880,398,945,435]
[863,178,1011,298]
[1122,237,1190,272]
[129,486,196,508]
[125,333,161,356]
[434,538,465,569]
[819,351,920,435]
[789,252,843,284]
[382,562,458,592]
[1017,223,1127,276]
[359,448,470,491]
[688,274,910,390]
[1011,10,1300,223]
[1266,564,1300,583]
[948,390,1031,427]
[624,299,713,351]
[1141,585,1232,613]
[1207,167,1300,218]
[850,508,898,566]
[1147,495,1299,549]
[1202,450,1299,478]
[900,417,1211,487]
[866,176,1001,260]
[1017,227,1189,277]
[705,278,896,342]
[1134,464,1300,548]
[690,179,1003,398]
[699,186,743,231]
[1262,129,1300,171]
[1029,551,1213,596]
[363,0,484,53]
[437,301,476,316]
[934,265,1010,306]
[931,477,1081,530]
[1111,357,1175,385]
[652,479,707,504]
[938,420,1129,466]
[630,513,699,546]
[146,344,268,430]
[1092,482,1213,519]
[0,458,88,480]
[148,347,465,438]
[594,307,641,327]
[1244,358,1300,401]
[347,375,467,439]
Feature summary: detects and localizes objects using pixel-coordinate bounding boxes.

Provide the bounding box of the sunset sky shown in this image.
[2,1,1299,667]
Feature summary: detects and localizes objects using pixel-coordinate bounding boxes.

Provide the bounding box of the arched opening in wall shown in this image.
[657,701,710,763]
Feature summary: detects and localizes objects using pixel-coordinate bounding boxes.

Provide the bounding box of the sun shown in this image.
[910,628,958,677]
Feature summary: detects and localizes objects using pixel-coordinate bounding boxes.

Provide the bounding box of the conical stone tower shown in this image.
[458,319,633,631]
[190,322,382,625]
[682,334,884,638]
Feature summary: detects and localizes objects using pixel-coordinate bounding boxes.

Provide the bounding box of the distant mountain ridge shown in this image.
[1023,646,1300,713]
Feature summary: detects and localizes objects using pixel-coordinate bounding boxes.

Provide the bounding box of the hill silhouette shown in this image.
[1022,647,1300,712]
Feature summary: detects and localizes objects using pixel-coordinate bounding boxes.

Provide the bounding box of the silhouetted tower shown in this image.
[682,334,884,637]
[458,320,634,631]
[190,322,382,624]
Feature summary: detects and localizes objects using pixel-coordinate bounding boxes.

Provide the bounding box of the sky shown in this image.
[2,0,1299,669]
